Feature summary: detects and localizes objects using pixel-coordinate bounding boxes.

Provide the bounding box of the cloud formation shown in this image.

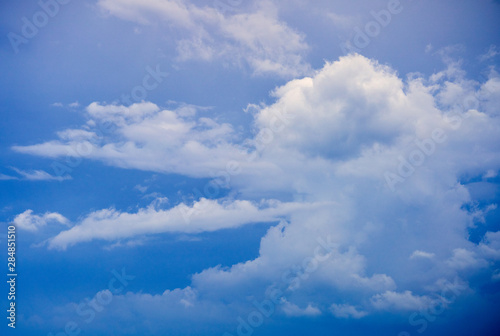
[14,54,500,322]
[97,0,311,77]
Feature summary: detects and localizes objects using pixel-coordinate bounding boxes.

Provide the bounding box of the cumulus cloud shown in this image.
[13,102,247,178]
[97,0,310,77]
[14,54,500,321]
[13,210,69,232]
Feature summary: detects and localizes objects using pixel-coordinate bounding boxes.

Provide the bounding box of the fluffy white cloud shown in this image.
[188,54,500,317]
[97,0,310,77]
[13,102,248,178]
[13,210,69,232]
[14,54,500,320]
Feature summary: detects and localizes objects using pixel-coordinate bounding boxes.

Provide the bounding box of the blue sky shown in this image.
[1,0,500,335]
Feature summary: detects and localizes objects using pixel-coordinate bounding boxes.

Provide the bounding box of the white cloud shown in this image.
[56,129,97,141]
[187,54,500,316]
[103,238,148,250]
[51,101,81,108]
[479,231,500,260]
[330,303,367,319]
[97,0,311,77]
[370,291,434,311]
[13,210,69,232]
[281,299,321,317]
[410,250,435,260]
[14,54,500,319]
[0,173,17,180]
[13,102,246,178]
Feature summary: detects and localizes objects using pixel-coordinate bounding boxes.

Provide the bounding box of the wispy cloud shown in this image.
[478,44,499,62]
[10,167,72,181]
[97,0,311,77]
[0,173,18,180]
